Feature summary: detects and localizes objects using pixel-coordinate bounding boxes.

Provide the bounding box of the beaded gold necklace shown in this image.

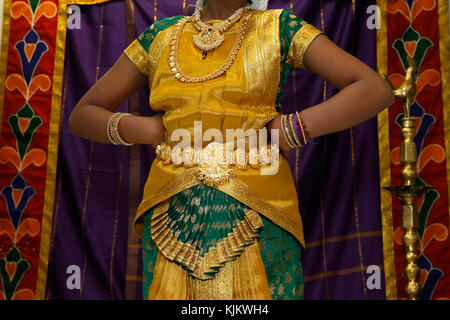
[168,6,250,83]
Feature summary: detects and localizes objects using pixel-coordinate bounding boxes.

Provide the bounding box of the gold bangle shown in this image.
[281,115,295,149]
[281,114,296,149]
[107,113,120,145]
[280,115,290,148]
[107,113,134,146]
[288,113,304,148]
[285,114,299,148]
[115,113,134,146]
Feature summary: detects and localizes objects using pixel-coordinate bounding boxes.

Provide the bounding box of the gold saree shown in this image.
[124,8,323,300]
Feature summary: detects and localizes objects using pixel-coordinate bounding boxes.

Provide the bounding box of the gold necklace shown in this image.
[168,9,249,83]
[192,5,248,57]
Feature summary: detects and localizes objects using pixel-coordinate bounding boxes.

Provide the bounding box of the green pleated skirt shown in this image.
[142,183,304,300]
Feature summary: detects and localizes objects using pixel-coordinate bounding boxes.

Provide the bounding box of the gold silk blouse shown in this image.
[124,9,323,248]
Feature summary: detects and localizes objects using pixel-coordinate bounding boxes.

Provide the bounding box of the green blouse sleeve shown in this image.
[276,9,324,112]
[124,16,183,76]
[279,9,308,66]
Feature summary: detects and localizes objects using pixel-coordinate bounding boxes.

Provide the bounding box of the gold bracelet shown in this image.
[281,115,295,149]
[107,113,134,146]
[286,114,300,148]
[295,111,308,146]
[281,114,296,149]
[280,115,291,148]
[288,113,304,147]
[107,114,117,144]
[114,113,134,146]
[107,113,121,145]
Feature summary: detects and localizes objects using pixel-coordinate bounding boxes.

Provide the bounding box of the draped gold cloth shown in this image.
[125,9,323,248]
[124,9,322,299]
[148,241,272,299]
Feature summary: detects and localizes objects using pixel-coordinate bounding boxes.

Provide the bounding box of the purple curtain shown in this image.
[46,0,385,300]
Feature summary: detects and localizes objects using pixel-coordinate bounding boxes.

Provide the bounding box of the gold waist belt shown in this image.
[155,142,279,187]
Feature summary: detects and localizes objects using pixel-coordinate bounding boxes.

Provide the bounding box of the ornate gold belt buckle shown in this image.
[194,142,234,187]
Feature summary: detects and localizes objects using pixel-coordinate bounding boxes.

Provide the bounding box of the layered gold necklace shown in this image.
[169,5,250,83]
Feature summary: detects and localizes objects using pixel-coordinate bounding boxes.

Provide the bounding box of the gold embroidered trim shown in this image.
[243,9,283,110]
[148,29,173,86]
[150,201,263,280]
[376,0,397,300]
[216,259,233,299]
[124,39,150,75]
[287,24,324,69]
[134,167,304,247]
[134,168,201,237]
[187,259,233,300]
[217,179,305,247]
[68,0,110,4]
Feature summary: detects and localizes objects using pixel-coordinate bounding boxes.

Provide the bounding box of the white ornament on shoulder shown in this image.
[196,0,268,11]
[195,0,205,9]
[250,0,268,10]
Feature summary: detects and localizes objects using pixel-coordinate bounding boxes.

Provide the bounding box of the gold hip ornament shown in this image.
[155,141,280,186]
[194,142,234,187]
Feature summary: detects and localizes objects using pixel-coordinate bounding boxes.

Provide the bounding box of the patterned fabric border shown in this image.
[376,0,397,300]
[377,0,450,300]
[0,0,67,300]
[67,0,110,4]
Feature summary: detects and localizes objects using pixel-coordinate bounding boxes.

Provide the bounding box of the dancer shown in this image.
[69,0,394,299]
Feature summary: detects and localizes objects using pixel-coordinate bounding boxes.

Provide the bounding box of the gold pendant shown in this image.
[193,28,225,52]
[194,164,234,187]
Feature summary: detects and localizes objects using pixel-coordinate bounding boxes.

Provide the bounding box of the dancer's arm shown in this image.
[68,54,165,147]
[270,35,395,152]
